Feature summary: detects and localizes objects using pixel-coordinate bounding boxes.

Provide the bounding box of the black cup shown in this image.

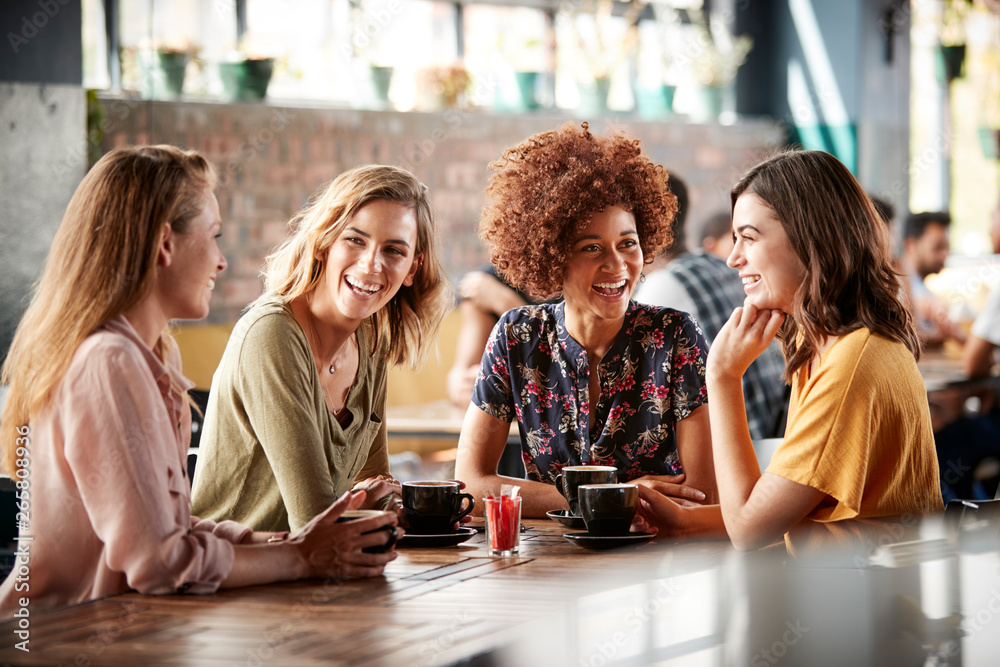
[554,466,617,517]
[578,483,638,537]
[401,481,475,535]
[337,509,398,553]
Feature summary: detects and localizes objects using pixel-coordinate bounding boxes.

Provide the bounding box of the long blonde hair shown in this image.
[260,164,452,370]
[1,145,216,473]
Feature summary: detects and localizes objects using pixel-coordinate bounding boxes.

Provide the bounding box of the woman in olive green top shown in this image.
[192,165,453,532]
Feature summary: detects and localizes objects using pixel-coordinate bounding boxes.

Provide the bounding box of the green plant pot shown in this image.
[514,71,541,111]
[978,127,1000,160]
[692,85,724,123]
[935,44,966,84]
[219,58,274,102]
[369,66,394,107]
[140,51,189,100]
[635,84,676,118]
[579,78,611,116]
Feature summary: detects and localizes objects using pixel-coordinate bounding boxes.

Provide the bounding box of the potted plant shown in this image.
[635,2,685,118]
[416,64,472,110]
[219,57,274,102]
[975,43,1000,160]
[218,36,276,102]
[685,9,753,122]
[565,1,643,115]
[138,42,197,100]
[495,31,547,112]
[935,0,969,84]
[345,1,397,108]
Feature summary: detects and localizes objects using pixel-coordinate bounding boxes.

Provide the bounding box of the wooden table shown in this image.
[4,515,1000,666]
[0,520,710,666]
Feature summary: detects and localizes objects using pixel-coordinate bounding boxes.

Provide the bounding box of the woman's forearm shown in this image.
[706,373,764,528]
[675,503,729,541]
[221,543,305,588]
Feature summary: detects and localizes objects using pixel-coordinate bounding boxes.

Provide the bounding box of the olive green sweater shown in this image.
[191,296,390,532]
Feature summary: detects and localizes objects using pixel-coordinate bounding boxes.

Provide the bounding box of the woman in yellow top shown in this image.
[635,150,944,549]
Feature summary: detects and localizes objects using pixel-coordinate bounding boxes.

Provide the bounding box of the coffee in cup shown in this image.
[337,509,397,553]
[554,466,617,516]
[578,483,638,537]
[401,481,475,535]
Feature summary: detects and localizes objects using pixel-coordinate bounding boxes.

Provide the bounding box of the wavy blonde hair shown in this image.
[1,145,216,474]
[259,164,452,369]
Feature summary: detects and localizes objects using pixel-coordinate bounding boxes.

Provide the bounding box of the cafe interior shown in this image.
[1,0,1000,664]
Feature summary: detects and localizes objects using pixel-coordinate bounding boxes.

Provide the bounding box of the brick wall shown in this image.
[96,95,784,325]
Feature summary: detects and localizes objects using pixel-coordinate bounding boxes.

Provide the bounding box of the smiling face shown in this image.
[318,198,420,324]
[728,192,806,314]
[163,186,227,321]
[561,205,643,323]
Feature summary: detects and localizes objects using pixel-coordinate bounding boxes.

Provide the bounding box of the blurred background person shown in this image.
[965,194,1000,380]
[698,210,737,261]
[634,177,787,440]
[901,211,967,348]
[446,267,534,408]
[935,194,1000,501]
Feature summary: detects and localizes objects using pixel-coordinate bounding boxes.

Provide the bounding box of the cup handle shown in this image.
[555,474,566,499]
[383,524,397,551]
[453,493,475,523]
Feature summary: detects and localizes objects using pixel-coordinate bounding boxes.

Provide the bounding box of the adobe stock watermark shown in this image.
[341,0,404,61]
[398,75,497,172]
[53,91,144,179]
[7,0,72,54]
[849,513,921,573]
[926,587,1000,665]
[418,608,477,666]
[235,571,351,667]
[66,599,141,667]
[873,128,954,206]
[216,107,296,188]
[750,619,810,666]
[580,577,683,667]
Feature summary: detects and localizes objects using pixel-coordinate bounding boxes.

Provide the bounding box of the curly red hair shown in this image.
[479,122,676,299]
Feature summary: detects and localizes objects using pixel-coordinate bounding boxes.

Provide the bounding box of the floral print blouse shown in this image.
[472,300,709,484]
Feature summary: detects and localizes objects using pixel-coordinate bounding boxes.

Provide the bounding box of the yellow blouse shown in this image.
[767,328,944,522]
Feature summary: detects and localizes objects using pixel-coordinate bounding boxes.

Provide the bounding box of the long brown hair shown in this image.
[259,164,452,370]
[0,145,215,473]
[731,150,919,379]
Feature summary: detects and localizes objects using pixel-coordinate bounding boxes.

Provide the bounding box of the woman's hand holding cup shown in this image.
[631,473,706,506]
[351,475,402,510]
[288,490,402,579]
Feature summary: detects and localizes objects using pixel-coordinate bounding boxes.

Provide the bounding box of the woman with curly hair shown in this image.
[635,150,943,549]
[455,122,717,518]
[191,165,452,532]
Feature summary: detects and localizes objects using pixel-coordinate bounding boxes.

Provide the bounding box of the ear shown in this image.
[158,223,176,268]
[403,253,423,287]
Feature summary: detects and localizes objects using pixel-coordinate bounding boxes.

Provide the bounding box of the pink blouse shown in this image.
[0,316,251,617]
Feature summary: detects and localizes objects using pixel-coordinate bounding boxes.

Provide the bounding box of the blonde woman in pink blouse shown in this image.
[0,146,399,617]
